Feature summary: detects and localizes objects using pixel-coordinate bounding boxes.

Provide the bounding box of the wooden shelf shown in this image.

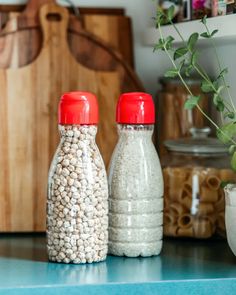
[144,14,236,47]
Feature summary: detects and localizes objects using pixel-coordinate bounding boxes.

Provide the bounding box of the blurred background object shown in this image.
[0,0,144,232]
[162,127,236,239]
[0,0,235,236]
[155,77,210,158]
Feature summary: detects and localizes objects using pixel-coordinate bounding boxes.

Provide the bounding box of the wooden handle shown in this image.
[39,3,69,48]
[1,0,55,35]
[23,0,55,18]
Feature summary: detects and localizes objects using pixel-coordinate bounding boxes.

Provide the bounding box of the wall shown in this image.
[1,0,236,104]
[71,0,159,96]
[200,44,236,105]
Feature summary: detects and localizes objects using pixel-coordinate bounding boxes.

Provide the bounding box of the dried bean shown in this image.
[47,125,108,264]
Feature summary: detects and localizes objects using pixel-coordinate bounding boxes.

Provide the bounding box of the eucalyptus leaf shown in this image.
[200,32,210,38]
[184,95,201,109]
[188,33,199,51]
[213,80,219,89]
[217,85,225,94]
[211,29,219,37]
[166,36,175,43]
[216,101,225,112]
[228,113,236,119]
[156,10,166,25]
[153,43,163,52]
[201,15,207,25]
[191,51,197,66]
[229,145,236,155]
[167,5,175,20]
[213,93,220,105]
[165,36,175,49]
[216,122,236,144]
[224,112,236,120]
[201,80,213,93]
[184,64,193,77]
[231,151,236,171]
[174,47,188,60]
[218,68,228,79]
[179,60,185,71]
[213,94,225,112]
[164,69,179,78]
[220,68,228,75]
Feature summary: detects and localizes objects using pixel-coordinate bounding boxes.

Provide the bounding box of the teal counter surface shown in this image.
[0,235,236,294]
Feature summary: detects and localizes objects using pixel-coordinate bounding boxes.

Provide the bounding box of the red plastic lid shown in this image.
[58,91,99,125]
[116,92,155,124]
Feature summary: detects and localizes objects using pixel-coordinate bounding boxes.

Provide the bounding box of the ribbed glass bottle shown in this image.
[108,93,164,257]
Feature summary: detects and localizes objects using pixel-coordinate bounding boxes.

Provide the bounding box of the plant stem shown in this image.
[170,20,185,42]
[170,19,211,81]
[158,22,218,127]
[204,23,236,113]
[193,64,232,112]
[169,17,233,113]
[220,111,224,125]
[157,21,236,146]
[196,62,211,81]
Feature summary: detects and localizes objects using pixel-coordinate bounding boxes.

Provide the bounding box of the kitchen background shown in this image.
[0,0,236,240]
[1,0,234,101]
[1,2,236,291]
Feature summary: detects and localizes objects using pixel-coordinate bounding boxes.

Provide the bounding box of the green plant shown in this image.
[154,6,236,170]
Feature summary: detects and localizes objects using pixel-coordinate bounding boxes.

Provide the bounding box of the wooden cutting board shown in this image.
[82,13,134,68]
[0,1,134,68]
[0,0,143,165]
[0,2,144,232]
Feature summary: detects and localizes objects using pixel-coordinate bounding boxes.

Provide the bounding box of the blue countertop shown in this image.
[0,234,236,294]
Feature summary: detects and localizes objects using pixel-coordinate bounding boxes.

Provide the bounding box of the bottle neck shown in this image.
[117,124,154,139]
[59,125,97,140]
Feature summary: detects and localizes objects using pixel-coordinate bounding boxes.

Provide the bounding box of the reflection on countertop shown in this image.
[0,234,236,294]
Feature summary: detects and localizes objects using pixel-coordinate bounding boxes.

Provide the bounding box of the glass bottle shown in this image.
[47,92,108,264]
[108,92,164,257]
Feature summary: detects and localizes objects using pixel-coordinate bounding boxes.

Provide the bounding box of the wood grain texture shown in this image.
[0,5,125,15]
[0,70,11,230]
[0,1,134,68]
[0,3,144,232]
[82,14,134,68]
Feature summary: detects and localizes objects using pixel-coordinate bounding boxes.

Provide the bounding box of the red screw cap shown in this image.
[58,91,99,125]
[116,92,155,124]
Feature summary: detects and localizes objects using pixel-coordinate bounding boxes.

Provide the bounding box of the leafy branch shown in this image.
[201,16,236,114]
[154,7,236,169]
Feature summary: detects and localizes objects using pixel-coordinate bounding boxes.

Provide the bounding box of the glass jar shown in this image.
[108,93,164,257]
[47,92,108,264]
[156,77,210,158]
[162,127,236,239]
[224,184,236,256]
